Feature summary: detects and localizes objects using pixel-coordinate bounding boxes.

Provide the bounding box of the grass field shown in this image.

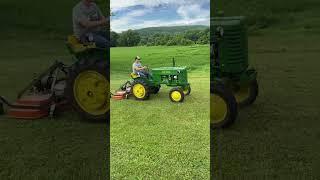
[0,38,108,179]
[110,45,210,179]
[211,31,320,178]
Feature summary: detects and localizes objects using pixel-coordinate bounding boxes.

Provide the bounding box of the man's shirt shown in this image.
[132,62,142,74]
[73,1,103,39]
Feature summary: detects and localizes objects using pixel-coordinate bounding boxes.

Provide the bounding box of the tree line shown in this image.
[110,28,210,47]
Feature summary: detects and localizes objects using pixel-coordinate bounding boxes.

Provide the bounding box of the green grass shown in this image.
[211,32,320,179]
[110,45,210,179]
[0,38,107,179]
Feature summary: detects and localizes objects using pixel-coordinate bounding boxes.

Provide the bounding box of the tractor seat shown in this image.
[130,72,139,79]
[66,35,96,54]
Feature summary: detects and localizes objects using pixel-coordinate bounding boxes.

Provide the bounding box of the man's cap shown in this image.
[135,56,141,60]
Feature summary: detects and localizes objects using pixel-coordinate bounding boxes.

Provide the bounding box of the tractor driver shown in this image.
[73,0,108,48]
[132,56,149,77]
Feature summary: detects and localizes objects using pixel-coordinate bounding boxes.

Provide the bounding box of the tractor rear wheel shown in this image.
[66,58,109,121]
[211,83,238,128]
[131,80,150,100]
[169,87,185,103]
[233,79,258,107]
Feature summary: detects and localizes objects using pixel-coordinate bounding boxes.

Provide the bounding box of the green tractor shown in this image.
[119,59,191,103]
[210,16,259,128]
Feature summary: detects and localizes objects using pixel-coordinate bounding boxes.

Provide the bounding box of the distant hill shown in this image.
[134,25,209,36]
[212,0,320,30]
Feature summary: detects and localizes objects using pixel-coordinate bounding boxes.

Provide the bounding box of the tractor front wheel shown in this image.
[131,80,150,100]
[169,87,185,103]
[211,83,238,128]
[66,58,109,121]
[183,85,191,95]
[233,79,259,107]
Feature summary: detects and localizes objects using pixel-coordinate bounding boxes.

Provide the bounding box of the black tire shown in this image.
[131,79,150,100]
[169,87,185,103]
[66,58,109,122]
[150,85,161,94]
[234,79,259,107]
[183,85,191,95]
[211,82,238,128]
[0,103,4,115]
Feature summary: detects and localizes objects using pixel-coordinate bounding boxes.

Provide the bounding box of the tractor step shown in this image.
[7,94,52,119]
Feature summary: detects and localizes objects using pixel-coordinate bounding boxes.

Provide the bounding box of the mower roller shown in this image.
[112,59,191,103]
[0,35,109,121]
[211,16,259,128]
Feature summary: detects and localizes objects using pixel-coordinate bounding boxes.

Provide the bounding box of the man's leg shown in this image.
[138,72,147,77]
[91,32,108,48]
[82,31,109,48]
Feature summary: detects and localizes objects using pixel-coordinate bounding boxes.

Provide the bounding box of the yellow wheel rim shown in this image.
[210,94,228,124]
[171,91,182,102]
[133,84,146,98]
[234,85,250,103]
[73,70,109,116]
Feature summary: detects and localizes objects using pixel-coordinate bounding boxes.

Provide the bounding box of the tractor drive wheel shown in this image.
[66,58,109,121]
[233,79,259,107]
[183,85,191,95]
[211,83,238,128]
[131,80,150,100]
[150,85,161,94]
[169,87,185,103]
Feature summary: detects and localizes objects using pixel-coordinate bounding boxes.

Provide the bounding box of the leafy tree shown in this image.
[114,26,209,47]
[110,31,119,47]
[117,30,141,47]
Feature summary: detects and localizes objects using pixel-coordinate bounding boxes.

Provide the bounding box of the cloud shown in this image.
[177,4,209,20]
[110,0,209,32]
[111,0,208,11]
[111,17,209,32]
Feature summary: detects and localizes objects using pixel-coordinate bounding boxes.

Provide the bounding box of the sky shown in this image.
[110,0,210,33]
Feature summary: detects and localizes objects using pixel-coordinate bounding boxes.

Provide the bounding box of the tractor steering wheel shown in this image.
[144,66,150,72]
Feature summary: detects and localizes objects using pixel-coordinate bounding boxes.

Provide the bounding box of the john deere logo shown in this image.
[162,71,171,74]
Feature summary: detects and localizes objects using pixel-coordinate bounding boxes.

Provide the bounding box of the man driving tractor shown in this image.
[73,0,108,48]
[132,56,149,77]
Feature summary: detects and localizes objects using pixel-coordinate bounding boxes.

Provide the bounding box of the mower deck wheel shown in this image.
[169,87,185,103]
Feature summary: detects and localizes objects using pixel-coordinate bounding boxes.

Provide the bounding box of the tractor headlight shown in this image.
[174,75,177,79]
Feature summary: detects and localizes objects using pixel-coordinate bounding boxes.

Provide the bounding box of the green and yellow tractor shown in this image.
[211,16,259,128]
[117,59,191,103]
